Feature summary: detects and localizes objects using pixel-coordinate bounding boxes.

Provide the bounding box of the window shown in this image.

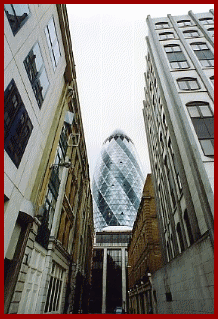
[183,29,200,38]
[207,27,214,37]
[4,79,33,168]
[186,101,214,156]
[44,262,65,313]
[155,21,169,29]
[191,42,214,67]
[210,76,214,86]
[177,77,200,90]
[4,4,29,35]
[45,17,61,70]
[176,222,185,252]
[24,43,49,108]
[159,32,175,40]
[199,17,214,25]
[184,210,194,245]
[177,20,192,27]
[164,44,189,69]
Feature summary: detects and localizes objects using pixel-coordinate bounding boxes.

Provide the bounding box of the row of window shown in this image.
[164,42,214,69]
[155,16,214,30]
[159,27,214,40]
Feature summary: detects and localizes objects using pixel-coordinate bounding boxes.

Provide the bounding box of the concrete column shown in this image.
[102,248,107,314]
[121,248,127,312]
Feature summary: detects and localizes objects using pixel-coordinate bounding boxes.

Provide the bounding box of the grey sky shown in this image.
[66,4,213,181]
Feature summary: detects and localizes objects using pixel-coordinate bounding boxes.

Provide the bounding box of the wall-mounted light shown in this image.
[50,162,73,169]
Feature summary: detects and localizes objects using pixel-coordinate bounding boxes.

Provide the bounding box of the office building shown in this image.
[143,10,214,314]
[4,4,94,314]
[92,129,144,232]
[91,130,144,313]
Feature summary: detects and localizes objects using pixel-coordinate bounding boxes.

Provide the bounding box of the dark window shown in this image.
[184,210,194,245]
[199,17,214,25]
[210,76,214,86]
[186,101,214,157]
[164,44,189,69]
[155,21,169,29]
[45,17,61,70]
[191,42,214,67]
[159,32,174,40]
[183,29,200,38]
[44,262,64,313]
[176,222,185,252]
[4,79,33,168]
[177,20,192,27]
[4,4,29,35]
[177,77,200,90]
[207,27,214,37]
[24,42,49,108]
[165,292,172,302]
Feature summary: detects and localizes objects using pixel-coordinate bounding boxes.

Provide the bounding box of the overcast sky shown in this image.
[66,4,213,181]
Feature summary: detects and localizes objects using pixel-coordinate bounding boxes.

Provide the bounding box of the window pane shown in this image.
[180,61,189,68]
[200,139,214,156]
[188,106,200,117]
[189,80,199,90]
[48,19,56,45]
[39,68,49,97]
[200,59,210,67]
[178,80,188,90]
[53,41,61,65]
[165,46,173,53]
[199,105,213,117]
[204,118,214,138]
[4,4,29,34]
[33,43,43,72]
[192,118,211,138]
[13,4,29,17]
[4,4,13,15]
[170,61,179,69]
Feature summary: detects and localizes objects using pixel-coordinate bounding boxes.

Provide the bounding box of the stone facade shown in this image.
[4,4,94,314]
[128,174,162,314]
[142,10,214,314]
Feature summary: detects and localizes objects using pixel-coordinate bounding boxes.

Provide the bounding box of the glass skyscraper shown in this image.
[92,129,144,232]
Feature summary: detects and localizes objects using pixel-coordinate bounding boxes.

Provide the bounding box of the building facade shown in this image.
[128,174,162,314]
[4,4,94,314]
[90,226,131,314]
[143,10,214,314]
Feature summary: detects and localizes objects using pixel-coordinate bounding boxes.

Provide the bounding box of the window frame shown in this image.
[183,29,200,38]
[177,77,200,91]
[159,32,175,40]
[24,42,50,108]
[4,4,30,35]
[199,17,214,25]
[45,16,61,70]
[207,27,214,37]
[155,21,169,29]
[177,19,192,27]
[186,101,214,157]
[164,44,189,69]
[44,262,65,313]
[191,42,214,67]
[4,79,33,168]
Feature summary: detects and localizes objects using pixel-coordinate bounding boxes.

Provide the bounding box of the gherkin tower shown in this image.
[92,129,145,232]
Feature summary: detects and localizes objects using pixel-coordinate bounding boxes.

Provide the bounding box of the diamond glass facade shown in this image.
[92,129,144,232]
